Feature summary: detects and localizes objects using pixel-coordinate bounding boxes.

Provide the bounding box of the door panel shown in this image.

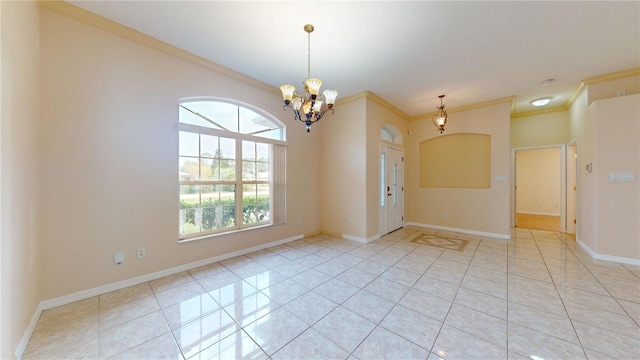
[386,148,404,233]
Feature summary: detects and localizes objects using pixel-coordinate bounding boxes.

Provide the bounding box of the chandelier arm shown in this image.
[282,104,304,124]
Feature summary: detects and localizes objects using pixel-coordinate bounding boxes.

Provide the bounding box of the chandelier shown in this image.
[432,95,448,134]
[280,24,338,132]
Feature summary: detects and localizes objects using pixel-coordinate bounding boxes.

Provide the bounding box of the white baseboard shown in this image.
[516,211,561,217]
[342,233,380,243]
[576,238,640,265]
[405,222,511,240]
[15,233,303,360]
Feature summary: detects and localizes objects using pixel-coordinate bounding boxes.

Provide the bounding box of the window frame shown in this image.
[178,98,286,242]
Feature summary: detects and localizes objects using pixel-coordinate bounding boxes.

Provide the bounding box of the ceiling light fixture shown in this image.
[280,24,338,132]
[530,97,553,107]
[432,95,448,134]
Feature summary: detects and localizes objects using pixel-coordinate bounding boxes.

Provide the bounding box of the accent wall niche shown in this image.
[419,133,491,188]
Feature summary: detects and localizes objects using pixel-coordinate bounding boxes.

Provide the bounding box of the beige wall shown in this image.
[319,96,367,238]
[511,111,569,148]
[588,75,640,104]
[1,1,42,358]
[39,6,321,300]
[570,75,640,262]
[406,101,512,237]
[515,148,562,216]
[592,94,639,259]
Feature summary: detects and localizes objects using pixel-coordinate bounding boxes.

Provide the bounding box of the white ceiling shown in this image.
[67,1,640,117]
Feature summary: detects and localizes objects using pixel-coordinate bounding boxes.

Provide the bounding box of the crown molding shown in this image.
[511,106,568,119]
[38,2,639,122]
[336,91,411,120]
[39,1,280,96]
[582,67,640,85]
[363,91,411,119]
[409,96,515,121]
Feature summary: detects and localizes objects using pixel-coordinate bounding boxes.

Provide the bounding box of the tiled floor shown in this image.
[22,227,640,359]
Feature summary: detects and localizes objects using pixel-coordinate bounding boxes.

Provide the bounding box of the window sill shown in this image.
[178,222,276,244]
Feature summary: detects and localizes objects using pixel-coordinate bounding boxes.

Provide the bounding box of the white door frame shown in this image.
[511,144,567,232]
[566,140,578,235]
[380,144,405,235]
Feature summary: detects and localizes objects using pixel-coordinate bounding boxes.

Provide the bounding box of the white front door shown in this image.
[384,147,404,233]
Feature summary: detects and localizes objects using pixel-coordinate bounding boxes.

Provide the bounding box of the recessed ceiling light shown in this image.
[530,97,553,107]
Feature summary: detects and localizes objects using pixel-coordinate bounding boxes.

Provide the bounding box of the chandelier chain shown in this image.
[307,31,311,79]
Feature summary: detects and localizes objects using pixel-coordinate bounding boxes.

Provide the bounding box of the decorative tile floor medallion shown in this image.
[409,232,469,251]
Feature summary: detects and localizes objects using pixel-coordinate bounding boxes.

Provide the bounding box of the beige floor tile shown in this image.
[99,294,160,331]
[284,292,338,325]
[271,328,348,360]
[353,326,429,360]
[154,281,209,309]
[573,320,639,359]
[99,310,169,359]
[244,269,288,290]
[363,277,410,303]
[399,288,452,321]
[224,291,279,326]
[189,329,268,360]
[313,278,360,304]
[162,293,220,329]
[380,305,442,351]
[114,332,183,360]
[22,226,640,360]
[444,303,507,347]
[208,279,257,307]
[618,298,640,324]
[432,324,507,359]
[380,266,422,287]
[195,269,241,292]
[453,287,507,320]
[342,290,395,323]
[313,307,376,353]
[149,271,195,292]
[461,275,508,299]
[243,307,309,356]
[263,278,309,305]
[187,262,226,279]
[290,268,332,289]
[412,276,459,301]
[172,308,239,359]
[508,302,578,344]
[563,300,640,338]
[99,283,153,309]
[508,323,586,360]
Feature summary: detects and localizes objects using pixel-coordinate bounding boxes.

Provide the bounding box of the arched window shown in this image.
[178,98,286,241]
[381,125,403,144]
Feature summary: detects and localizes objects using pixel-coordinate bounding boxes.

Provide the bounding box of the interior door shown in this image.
[386,147,404,233]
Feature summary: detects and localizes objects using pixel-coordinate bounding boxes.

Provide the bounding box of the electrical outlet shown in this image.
[137,248,146,259]
[114,251,125,264]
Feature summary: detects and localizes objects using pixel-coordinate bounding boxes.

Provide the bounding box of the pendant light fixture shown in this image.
[280,24,338,132]
[432,95,448,134]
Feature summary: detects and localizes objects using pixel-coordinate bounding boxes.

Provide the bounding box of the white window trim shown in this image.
[178,99,286,242]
